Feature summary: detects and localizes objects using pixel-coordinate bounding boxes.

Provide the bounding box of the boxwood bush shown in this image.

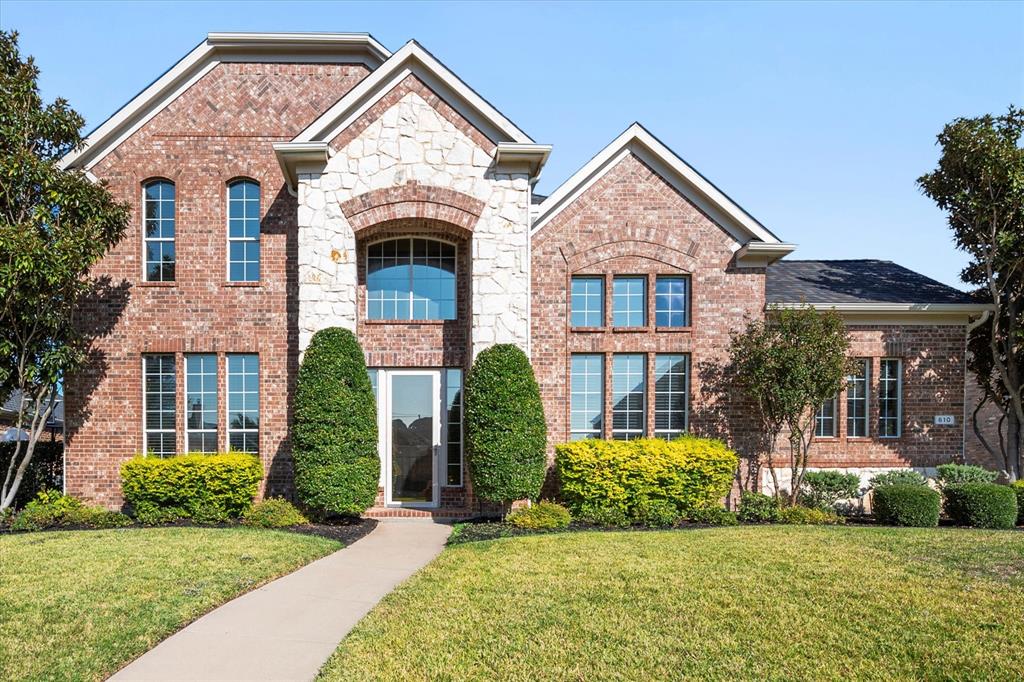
[1014,481,1024,526]
[293,328,379,517]
[555,437,737,519]
[507,501,571,530]
[631,498,679,527]
[872,484,940,527]
[869,469,927,488]
[738,491,780,523]
[464,344,547,506]
[798,471,860,510]
[935,463,997,487]
[121,452,262,523]
[943,483,1018,529]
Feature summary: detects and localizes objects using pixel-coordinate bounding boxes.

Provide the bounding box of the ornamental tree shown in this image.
[729,306,851,504]
[0,31,129,510]
[918,106,1024,481]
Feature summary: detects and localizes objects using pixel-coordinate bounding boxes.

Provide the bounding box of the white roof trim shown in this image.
[273,142,330,194]
[771,302,993,313]
[60,33,391,172]
[293,41,533,146]
[533,123,781,245]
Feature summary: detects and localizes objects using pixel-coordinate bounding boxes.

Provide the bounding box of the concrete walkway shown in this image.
[110,520,452,682]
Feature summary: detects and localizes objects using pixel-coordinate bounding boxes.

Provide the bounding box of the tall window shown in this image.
[847,358,870,437]
[612,354,646,440]
[815,398,837,438]
[143,354,176,456]
[612,276,646,327]
[227,354,259,454]
[654,354,688,439]
[879,358,902,438]
[570,354,604,440]
[143,180,175,282]
[655,276,689,327]
[445,369,463,486]
[367,238,456,320]
[228,180,261,282]
[185,354,217,452]
[571,277,604,327]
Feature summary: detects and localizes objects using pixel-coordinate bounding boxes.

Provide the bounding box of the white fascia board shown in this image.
[60,33,391,172]
[273,142,330,193]
[294,41,533,146]
[494,143,552,183]
[533,123,781,245]
[736,241,798,266]
[771,302,993,314]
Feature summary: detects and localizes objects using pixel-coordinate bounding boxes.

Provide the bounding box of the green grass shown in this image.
[0,527,340,681]
[321,526,1024,681]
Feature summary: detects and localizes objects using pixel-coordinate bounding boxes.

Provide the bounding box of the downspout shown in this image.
[963,311,993,464]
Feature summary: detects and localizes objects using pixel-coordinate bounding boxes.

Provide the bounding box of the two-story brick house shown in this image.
[60,33,989,516]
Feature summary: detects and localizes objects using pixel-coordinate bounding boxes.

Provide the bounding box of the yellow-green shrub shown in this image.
[121,452,263,523]
[555,437,737,518]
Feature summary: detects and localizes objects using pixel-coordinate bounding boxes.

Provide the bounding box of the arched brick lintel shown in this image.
[566,239,698,272]
[341,181,485,234]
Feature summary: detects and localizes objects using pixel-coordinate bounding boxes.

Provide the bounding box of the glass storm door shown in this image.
[385,371,440,507]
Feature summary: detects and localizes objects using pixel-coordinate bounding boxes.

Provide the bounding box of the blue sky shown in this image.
[4,1,1022,288]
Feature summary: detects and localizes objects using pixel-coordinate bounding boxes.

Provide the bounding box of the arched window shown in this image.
[367,238,456,320]
[227,179,260,282]
[143,179,175,282]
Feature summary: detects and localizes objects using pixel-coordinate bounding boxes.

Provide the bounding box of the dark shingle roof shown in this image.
[531,192,548,205]
[767,260,975,305]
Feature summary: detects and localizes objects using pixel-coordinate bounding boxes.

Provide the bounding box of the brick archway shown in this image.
[565,239,698,272]
[340,181,484,234]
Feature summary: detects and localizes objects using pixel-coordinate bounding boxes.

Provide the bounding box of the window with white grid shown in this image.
[815,397,837,438]
[654,354,688,439]
[228,180,260,282]
[143,354,176,456]
[185,354,218,452]
[570,354,604,440]
[612,276,646,327]
[571,277,604,327]
[612,354,645,440]
[879,358,902,438]
[655,276,689,327]
[143,180,175,282]
[227,354,259,454]
[846,358,870,437]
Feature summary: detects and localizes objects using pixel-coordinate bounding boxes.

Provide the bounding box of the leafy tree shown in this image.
[729,306,851,504]
[292,327,379,516]
[0,31,129,510]
[918,106,1024,481]
[464,344,547,511]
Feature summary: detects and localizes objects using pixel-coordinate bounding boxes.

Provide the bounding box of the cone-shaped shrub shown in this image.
[464,344,547,506]
[293,328,379,516]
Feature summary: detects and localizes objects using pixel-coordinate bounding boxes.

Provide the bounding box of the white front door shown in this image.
[382,370,441,507]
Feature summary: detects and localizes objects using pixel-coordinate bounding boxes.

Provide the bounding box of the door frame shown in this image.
[381,369,441,508]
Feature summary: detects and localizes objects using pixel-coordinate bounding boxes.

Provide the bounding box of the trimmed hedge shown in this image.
[0,441,63,509]
[464,344,547,505]
[508,501,571,530]
[555,437,737,519]
[872,484,940,527]
[936,463,997,487]
[943,483,1018,530]
[799,471,860,510]
[1014,481,1024,526]
[293,328,379,517]
[738,491,780,523]
[121,452,262,523]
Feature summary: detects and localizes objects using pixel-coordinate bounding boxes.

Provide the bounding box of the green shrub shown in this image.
[869,469,927,488]
[0,441,63,509]
[242,498,309,528]
[293,328,379,517]
[778,505,844,525]
[631,498,679,528]
[737,491,780,523]
[556,437,737,520]
[507,501,571,530]
[576,503,631,528]
[935,463,997,487]
[464,344,547,505]
[1014,481,1024,526]
[689,506,739,526]
[798,471,861,510]
[943,483,1018,529]
[121,452,262,522]
[11,490,130,531]
[872,484,940,527]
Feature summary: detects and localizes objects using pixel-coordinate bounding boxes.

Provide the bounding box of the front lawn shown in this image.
[0,527,340,681]
[321,526,1024,681]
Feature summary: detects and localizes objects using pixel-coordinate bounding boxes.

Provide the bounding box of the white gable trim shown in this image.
[532,123,783,246]
[293,41,533,147]
[60,33,391,172]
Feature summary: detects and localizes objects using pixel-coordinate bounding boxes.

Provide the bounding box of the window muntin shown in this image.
[655,276,689,327]
[654,354,688,439]
[228,180,260,282]
[612,276,646,327]
[612,354,646,440]
[445,369,463,486]
[143,180,175,282]
[367,238,456,320]
[846,358,870,437]
[143,354,176,456]
[227,354,259,454]
[879,358,902,438]
[185,354,218,452]
[815,398,837,438]
[570,277,604,327]
[570,354,604,440]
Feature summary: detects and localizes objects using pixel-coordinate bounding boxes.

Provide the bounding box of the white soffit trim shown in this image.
[532,123,781,245]
[273,142,330,193]
[59,32,391,172]
[293,41,533,146]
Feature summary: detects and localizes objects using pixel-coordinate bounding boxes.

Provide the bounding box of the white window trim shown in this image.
[142,354,176,457]
[570,354,604,440]
[654,353,689,439]
[570,276,605,328]
[879,358,903,439]
[184,354,218,453]
[226,179,261,283]
[142,180,175,283]
[365,236,459,321]
[612,276,646,328]
[611,353,646,440]
[846,358,871,438]
[226,354,260,455]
